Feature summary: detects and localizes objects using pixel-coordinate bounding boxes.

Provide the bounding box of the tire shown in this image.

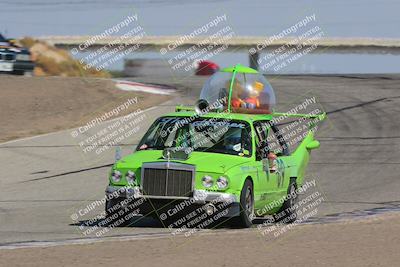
[105,198,121,218]
[105,198,135,226]
[231,179,254,228]
[274,180,297,223]
[13,70,25,75]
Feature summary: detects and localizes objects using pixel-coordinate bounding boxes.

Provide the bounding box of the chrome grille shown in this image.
[141,162,194,197]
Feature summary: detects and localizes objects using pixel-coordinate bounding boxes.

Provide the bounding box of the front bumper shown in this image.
[13,60,35,72]
[0,60,35,74]
[105,185,240,217]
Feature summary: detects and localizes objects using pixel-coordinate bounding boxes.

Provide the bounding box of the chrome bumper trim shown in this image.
[105,186,238,203]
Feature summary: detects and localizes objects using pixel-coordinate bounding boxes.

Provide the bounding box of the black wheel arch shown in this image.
[288,177,298,192]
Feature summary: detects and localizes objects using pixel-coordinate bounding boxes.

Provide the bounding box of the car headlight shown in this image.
[16,54,30,61]
[216,176,229,189]
[111,170,122,183]
[202,175,214,188]
[126,170,136,185]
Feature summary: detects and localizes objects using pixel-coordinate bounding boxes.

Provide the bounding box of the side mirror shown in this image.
[242,149,250,156]
[194,99,209,114]
[306,140,320,150]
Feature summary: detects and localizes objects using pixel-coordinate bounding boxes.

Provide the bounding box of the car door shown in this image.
[253,121,283,214]
[266,123,292,200]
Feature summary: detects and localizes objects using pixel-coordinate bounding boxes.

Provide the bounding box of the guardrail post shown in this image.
[249,51,259,70]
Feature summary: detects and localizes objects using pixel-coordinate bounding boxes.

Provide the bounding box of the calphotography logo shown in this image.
[74,13,147,71]
[69,98,146,156]
[159,14,236,74]
[249,14,326,73]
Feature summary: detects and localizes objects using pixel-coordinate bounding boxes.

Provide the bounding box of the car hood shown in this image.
[115,150,252,173]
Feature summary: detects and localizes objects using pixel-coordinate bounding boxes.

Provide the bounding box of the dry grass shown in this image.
[20,37,111,78]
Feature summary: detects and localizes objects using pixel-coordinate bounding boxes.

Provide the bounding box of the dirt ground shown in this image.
[0,75,171,143]
[0,213,398,267]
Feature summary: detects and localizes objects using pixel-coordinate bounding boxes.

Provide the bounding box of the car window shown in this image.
[253,121,270,160]
[254,121,289,158]
[267,125,282,154]
[268,124,289,155]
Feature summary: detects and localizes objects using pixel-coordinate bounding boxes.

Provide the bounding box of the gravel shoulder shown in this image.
[0,75,171,143]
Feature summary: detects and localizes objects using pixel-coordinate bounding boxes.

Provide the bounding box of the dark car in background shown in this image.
[0,33,35,75]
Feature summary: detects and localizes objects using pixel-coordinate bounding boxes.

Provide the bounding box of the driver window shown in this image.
[268,124,289,156]
[267,126,281,155]
[254,121,270,160]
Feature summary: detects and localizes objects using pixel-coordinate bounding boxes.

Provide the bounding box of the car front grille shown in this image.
[141,162,194,197]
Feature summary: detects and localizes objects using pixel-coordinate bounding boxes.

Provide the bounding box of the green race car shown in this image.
[105,64,326,228]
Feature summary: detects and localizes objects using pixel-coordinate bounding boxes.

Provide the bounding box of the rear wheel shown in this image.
[231,179,254,228]
[274,180,297,223]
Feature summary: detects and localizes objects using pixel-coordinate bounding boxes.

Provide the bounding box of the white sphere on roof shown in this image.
[199,65,276,114]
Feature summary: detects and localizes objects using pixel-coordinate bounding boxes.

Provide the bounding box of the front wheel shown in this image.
[231,179,254,228]
[105,198,121,218]
[105,198,133,226]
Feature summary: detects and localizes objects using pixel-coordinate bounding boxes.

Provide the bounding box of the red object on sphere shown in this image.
[231,98,242,108]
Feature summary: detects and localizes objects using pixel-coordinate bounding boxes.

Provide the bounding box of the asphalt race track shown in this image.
[1,74,399,247]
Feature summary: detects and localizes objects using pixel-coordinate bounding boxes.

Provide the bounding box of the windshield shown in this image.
[137,117,252,157]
